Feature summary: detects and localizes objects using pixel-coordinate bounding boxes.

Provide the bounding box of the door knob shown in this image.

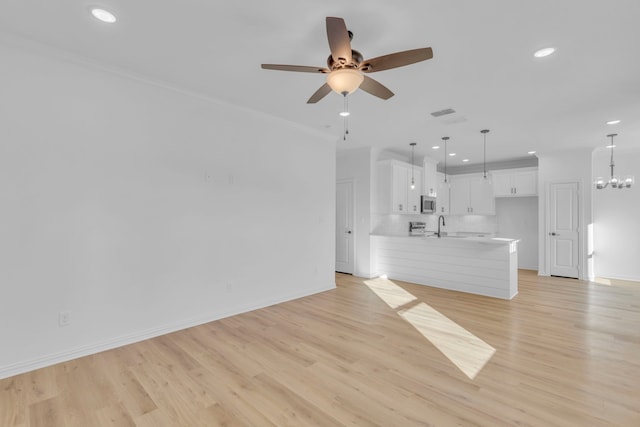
[549,232,558,236]
[346,230,352,234]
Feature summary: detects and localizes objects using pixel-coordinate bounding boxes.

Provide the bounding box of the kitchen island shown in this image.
[371,234,519,299]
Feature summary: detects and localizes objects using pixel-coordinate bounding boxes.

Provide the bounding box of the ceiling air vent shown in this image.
[430,108,456,117]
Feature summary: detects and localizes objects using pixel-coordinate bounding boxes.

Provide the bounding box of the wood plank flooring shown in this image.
[1,270,639,426]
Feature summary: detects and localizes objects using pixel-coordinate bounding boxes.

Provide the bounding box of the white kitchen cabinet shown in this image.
[436,172,450,214]
[408,168,422,214]
[492,167,538,197]
[422,157,438,197]
[450,173,495,215]
[391,162,408,213]
[378,160,423,214]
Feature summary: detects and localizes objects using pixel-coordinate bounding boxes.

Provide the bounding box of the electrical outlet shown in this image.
[58,311,71,327]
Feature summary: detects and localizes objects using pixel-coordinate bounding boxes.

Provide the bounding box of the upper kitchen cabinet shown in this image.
[450,173,495,215]
[492,167,538,197]
[436,172,450,214]
[378,160,423,214]
[423,157,438,197]
[409,168,422,214]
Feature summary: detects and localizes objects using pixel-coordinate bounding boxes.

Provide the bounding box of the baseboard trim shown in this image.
[594,274,640,283]
[0,284,334,380]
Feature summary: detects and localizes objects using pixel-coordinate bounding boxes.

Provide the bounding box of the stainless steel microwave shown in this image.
[421,196,436,214]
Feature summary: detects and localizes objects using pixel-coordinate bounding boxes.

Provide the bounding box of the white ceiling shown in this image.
[2,0,639,164]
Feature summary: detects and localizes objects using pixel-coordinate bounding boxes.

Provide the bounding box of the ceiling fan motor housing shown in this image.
[327,50,364,70]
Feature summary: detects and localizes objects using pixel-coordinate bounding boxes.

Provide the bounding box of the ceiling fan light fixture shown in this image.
[326,69,364,95]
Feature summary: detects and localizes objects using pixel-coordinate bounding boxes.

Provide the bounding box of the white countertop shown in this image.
[370,233,519,245]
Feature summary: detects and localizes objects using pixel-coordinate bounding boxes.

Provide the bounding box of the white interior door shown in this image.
[336,181,355,274]
[548,182,579,278]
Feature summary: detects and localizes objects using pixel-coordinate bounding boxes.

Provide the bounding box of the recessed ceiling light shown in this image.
[449,153,456,157]
[534,47,555,58]
[606,120,621,125]
[91,8,117,23]
[462,159,470,163]
[432,145,440,150]
[528,151,537,155]
[606,145,616,149]
[339,111,350,117]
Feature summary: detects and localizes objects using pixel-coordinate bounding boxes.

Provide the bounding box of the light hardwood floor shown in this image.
[1,270,639,426]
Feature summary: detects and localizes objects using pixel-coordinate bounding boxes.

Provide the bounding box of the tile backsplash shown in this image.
[372,213,498,235]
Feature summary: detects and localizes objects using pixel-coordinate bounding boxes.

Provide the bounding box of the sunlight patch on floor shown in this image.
[364,276,495,379]
[364,277,417,309]
[399,302,496,379]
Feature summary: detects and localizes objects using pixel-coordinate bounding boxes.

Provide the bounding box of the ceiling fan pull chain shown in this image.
[343,93,349,140]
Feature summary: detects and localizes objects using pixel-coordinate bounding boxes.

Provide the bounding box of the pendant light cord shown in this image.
[442,137,449,183]
[481,129,490,179]
[483,134,487,178]
[410,142,416,188]
[609,134,615,180]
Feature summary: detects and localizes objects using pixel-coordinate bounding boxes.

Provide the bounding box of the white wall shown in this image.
[496,197,538,270]
[537,149,593,280]
[592,147,640,281]
[0,41,336,378]
[336,147,373,277]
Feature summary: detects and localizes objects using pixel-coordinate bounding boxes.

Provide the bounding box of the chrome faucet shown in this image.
[437,215,446,238]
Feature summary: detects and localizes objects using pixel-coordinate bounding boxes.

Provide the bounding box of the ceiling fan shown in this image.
[261,17,434,104]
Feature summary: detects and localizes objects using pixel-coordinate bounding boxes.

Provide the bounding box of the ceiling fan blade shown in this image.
[359,75,394,100]
[360,47,433,73]
[261,64,329,73]
[307,83,333,104]
[326,17,352,65]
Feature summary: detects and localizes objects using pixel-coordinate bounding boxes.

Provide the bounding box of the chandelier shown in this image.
[594,134,634,189]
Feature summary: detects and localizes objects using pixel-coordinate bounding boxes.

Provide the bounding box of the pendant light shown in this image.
[595,133,635,189]
[481,129,490,179]
[442,136,450,183]
[410,142,417,189]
